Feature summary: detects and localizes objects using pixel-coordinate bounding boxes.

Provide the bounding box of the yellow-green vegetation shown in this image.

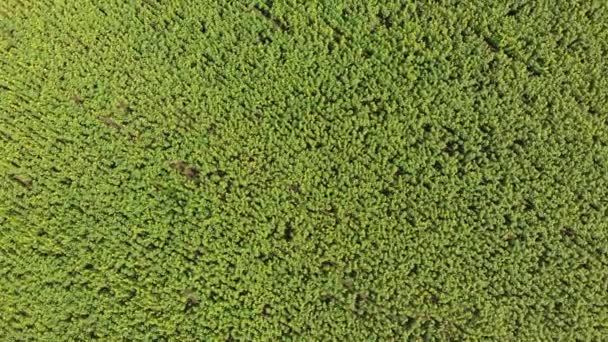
[1,1,608,340]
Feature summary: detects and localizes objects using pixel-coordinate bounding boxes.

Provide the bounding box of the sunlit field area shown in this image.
[1,1,607,339]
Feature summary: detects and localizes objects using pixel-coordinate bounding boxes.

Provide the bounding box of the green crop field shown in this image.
[1,0,607,340]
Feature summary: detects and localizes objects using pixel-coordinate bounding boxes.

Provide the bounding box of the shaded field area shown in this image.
[1,1,608,340]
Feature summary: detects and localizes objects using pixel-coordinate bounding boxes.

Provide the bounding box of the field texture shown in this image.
[2,1,608,340]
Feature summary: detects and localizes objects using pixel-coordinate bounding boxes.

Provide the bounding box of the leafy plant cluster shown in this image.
[1,0,607,340]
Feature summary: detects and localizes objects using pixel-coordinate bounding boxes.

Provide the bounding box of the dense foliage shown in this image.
[1,0,607,340]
